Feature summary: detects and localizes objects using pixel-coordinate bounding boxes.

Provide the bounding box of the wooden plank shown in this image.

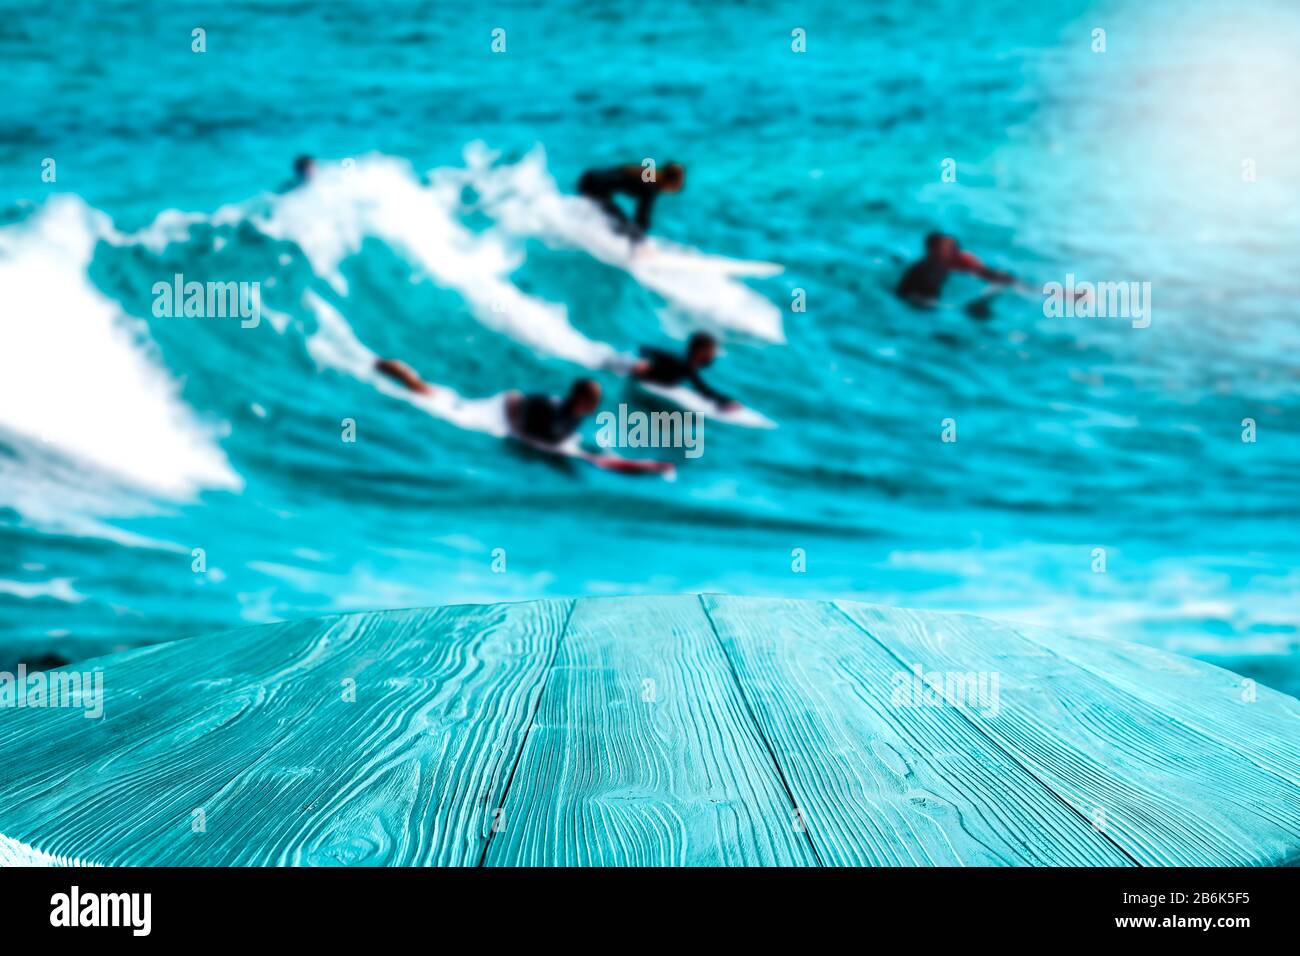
[483,595,819,865]
[702,595,1131,866]
[1010,620,1300,787]
[836,601,1300,866]
[0,601,568,865]
[3,596,1296,867]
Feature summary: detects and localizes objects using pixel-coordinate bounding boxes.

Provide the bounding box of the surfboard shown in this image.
[460,152,786,341]
[512,434,676,478]
[634,241,784,278]
[635,381,776,429]
[575,449,677,478]
[371,359,674,478]
[508,428,676,479]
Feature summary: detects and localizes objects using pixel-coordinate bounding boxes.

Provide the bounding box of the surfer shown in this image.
[374,360,670,476]
[896,232,1015,308]
[375,358,435,395]
[577,162,685,241]
[505,379,603,446]
[377,357,598,444]
[506,379,674,475]
[278,155,317,192]
[378,357,597,445]
[631,333,737,410]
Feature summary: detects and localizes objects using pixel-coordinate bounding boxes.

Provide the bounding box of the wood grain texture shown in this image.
[1009,620,1300,788]
[1,596,1298,867]
[483,595,818,865]
[836,601,1300,866]
[0,601,569,865]
[702,595,1132,865]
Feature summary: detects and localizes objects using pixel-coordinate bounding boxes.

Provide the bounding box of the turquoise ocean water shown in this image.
[2,0,1298,694]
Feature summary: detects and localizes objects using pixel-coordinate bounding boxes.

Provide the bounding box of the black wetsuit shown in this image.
[895,257,950,302]
[897,249,998,303]
[636,348,731,405]
[577,166,663,240]
[516,394,581,445]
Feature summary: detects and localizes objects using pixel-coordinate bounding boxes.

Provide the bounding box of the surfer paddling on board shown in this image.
[896,232,1016,316]
[577,162,685,242]
[377,357,596,443]
[376,360,673,477]
[631,332,738,411]
[504,379,602,446]
[505,379,676,477]
[377,359,600,442]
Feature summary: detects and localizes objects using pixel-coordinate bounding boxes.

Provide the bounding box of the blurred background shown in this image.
[2,0,1298,693]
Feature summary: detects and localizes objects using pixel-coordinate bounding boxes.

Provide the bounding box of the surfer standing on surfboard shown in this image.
[896,232,1016,309]
[577,162,685,242]
[631,332,738,411]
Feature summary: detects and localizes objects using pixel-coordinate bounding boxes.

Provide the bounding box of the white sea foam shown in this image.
[0,197,241,501]
[0,150,774,512]
[302,291,510,437]
[454,143,786,342]
[259,157,621,369]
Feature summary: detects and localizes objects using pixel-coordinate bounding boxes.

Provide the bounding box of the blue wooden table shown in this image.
[1,596,1297,866]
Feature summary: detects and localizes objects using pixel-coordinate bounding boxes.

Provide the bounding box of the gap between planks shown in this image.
[479,596,826,866]
[1006,621,1300,797]
[697,594,826,867]
[826,602,1143,867]
[475,599,578,867]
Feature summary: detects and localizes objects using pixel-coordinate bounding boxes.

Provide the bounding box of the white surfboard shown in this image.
[635,381,776,429]
[459,150,786,341]
[502,396,676,478]
[511,430,676,479]
[634,242,784,279]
